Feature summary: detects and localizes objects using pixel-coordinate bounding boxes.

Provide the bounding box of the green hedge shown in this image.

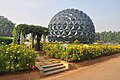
[0,44,36,73]
[45,44,120,62]
[0,36,13,45]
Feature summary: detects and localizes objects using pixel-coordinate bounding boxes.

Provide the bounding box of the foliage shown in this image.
[45,44,65,59]
[0,44,36,73]
[0,36,13,45]
[13,24,48,36]
[74,40,79,44]
[0,16,15,36]
[34,42,43,51]
[95,31,120,44]
[12,24,48,41]
[45,44,120,62]
[12,24,48,51]
[12,27,19,44]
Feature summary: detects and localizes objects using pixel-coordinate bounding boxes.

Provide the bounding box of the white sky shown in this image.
[0,0,120,32]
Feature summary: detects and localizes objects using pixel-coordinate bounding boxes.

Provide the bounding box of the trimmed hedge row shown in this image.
[0,44,36,73]
[45,44,120,62]
[0,36,13,44]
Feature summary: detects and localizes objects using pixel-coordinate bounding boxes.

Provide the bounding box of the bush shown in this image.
[0,36,13,45]
[45,44,120,62]
[0,44,36,73]
[74,40,79,44]
[45,44,65,58]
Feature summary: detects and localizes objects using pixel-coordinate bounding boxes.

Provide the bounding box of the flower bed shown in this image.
[45,44,120,62]
[0,44,36,74]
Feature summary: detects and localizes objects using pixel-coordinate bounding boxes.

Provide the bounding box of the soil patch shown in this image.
[0,70,40,80]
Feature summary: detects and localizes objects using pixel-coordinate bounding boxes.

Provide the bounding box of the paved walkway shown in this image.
[41,53,120,80]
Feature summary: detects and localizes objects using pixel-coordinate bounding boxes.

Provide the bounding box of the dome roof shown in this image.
[48,9,95,43]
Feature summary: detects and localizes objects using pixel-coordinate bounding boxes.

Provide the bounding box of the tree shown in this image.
[0,16,15,36]
[95,31,120,44]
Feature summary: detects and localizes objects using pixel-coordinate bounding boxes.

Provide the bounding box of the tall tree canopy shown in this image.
[0,16,15,36]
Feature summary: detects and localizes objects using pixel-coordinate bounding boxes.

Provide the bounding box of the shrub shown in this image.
[0,44,36,73]
[74,40,79,44]
[45,44,65,58]
[0,36,13,45]
[45,44,120,62]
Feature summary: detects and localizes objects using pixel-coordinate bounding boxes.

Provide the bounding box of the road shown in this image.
[41,53,120,80]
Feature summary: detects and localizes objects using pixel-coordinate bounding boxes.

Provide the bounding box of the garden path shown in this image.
[41,53,120,80]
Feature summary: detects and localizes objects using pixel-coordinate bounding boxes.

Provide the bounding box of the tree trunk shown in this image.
[36,33,42,51]
[17,35,20,44]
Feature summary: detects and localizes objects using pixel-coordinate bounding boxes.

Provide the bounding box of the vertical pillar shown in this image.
[31,33,35,48]
[43,34,46,53]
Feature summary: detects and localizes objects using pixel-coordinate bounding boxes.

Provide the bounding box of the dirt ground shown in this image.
[41,53,120,80]
[0,70,40,80]
[0,53,120,80]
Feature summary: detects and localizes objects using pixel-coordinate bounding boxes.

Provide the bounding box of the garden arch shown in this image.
[12,24,48,51]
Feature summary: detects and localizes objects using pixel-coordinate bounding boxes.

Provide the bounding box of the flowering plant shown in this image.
[0,44,36,73]
[45,44,120,62]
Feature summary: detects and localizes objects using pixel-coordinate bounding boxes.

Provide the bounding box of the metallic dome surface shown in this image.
[48,9,95,43]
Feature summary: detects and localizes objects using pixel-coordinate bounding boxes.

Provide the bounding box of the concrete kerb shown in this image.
[60,60,71,70]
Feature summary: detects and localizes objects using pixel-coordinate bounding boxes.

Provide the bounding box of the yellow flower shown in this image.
[6,52,8,53]
[1,42,4,44]
[17,51,20,53]
[24,53,26,55]
[6,48,9,51]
